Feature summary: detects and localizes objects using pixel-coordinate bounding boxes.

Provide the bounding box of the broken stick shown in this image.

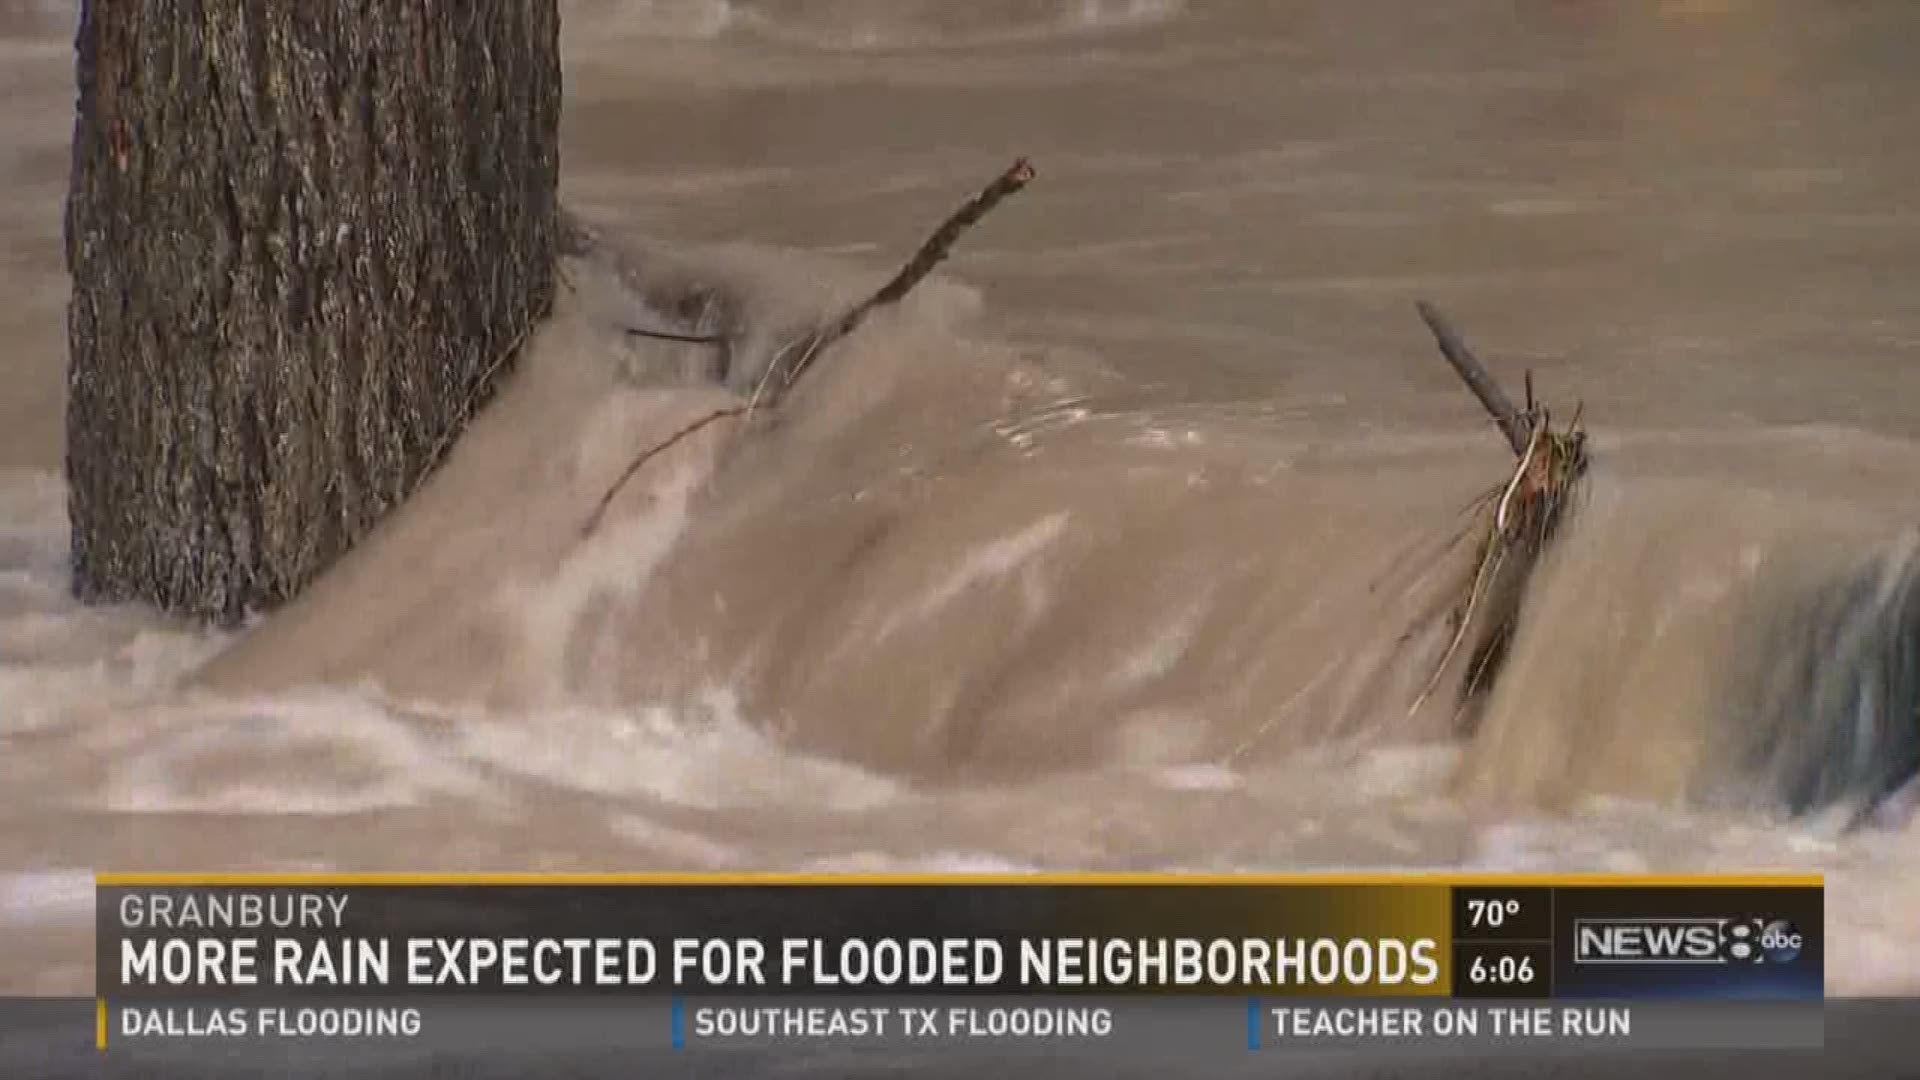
[586,160,1037,537]
[770,157,1037,394]
[1414,300,1530,457]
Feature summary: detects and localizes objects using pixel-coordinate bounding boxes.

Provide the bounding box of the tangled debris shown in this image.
[1408,302,1591,731]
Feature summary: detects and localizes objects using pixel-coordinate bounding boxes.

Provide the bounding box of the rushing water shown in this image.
[2,0,1919,995]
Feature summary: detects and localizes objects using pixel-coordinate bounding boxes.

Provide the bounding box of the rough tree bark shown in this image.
[65,1,561,624]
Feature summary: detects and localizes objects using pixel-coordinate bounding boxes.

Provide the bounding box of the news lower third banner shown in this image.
[90,874,1824,1062]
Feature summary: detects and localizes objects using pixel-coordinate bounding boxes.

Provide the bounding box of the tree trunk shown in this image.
[64,1,561,625]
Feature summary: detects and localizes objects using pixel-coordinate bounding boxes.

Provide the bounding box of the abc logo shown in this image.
[1724,919,1802,963]
[1759,919,1803,964]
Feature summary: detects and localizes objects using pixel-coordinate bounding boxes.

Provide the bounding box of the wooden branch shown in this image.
[581,406,745,536]
[1415,300,1530,457]
[865,157,1036,312]
[776,157,1036,392]
[583,161,1038,537]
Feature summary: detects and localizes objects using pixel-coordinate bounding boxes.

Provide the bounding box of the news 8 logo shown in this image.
[1572,916,1804,965]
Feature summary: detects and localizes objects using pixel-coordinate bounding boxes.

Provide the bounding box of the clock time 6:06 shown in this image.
[1467,954,1535,985]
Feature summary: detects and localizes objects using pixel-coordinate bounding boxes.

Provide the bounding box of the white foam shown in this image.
[491,434,705,701]
[97,692,483,816]
[1112,593,1208,688]
[801,852,1042,874]
[608,814,750,867]
[1069,0,1186,32]
[874,512,1069,643]
[457,688,903,812]
[1348,746,1460,799]
[0,870,92,928]
[1152,763,1241,791]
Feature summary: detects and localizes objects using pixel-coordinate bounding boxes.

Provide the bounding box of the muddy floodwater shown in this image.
[2,0,1918,994]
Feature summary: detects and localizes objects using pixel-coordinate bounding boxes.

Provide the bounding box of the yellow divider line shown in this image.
[95,871,1825,888]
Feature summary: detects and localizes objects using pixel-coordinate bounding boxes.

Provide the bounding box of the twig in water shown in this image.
[625,325,727,345]
[747,332,820,421]
[581,406,745,537]
[773,157,1037,393]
